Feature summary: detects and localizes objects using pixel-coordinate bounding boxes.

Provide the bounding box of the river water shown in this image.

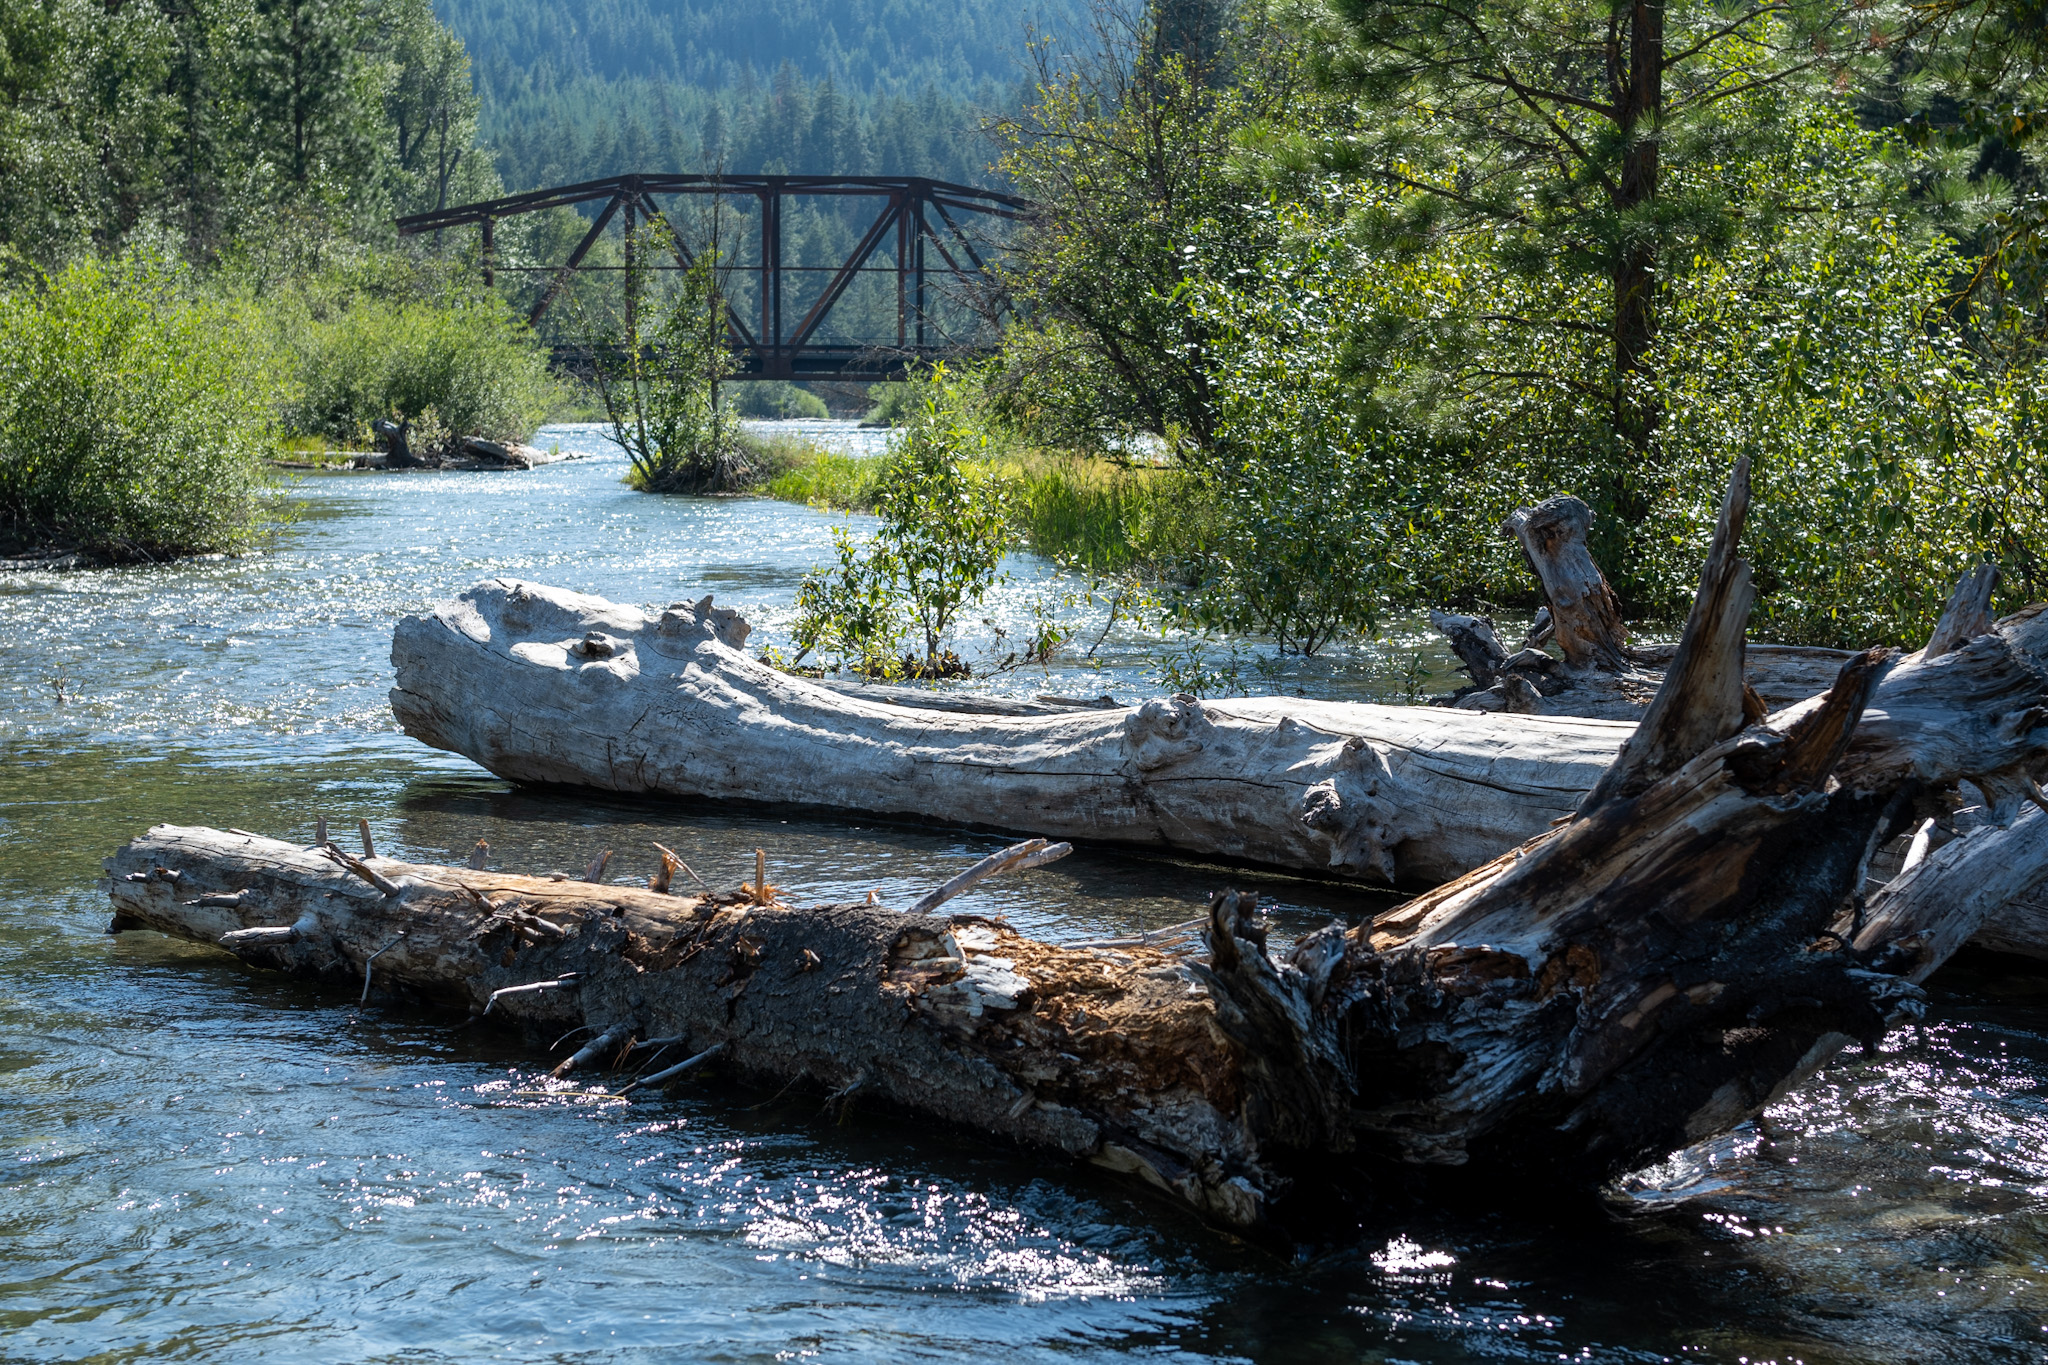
[3,423,2045,1363]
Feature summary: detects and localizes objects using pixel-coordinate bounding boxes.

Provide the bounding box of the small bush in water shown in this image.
[590,239,753,494]
[793,379,1010,676]
[0,251,278,559]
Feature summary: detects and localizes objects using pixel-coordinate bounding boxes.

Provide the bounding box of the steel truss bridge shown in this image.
[395,174,1030,381]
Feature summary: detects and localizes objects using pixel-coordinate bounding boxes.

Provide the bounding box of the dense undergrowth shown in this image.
[0,254,278,560]
[0,238,563,561]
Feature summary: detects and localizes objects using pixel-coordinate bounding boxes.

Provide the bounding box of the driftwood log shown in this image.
[386,554,2048,957]
[389,585,1636,889]
[107,465,2048,1233]
[362,421,562,472]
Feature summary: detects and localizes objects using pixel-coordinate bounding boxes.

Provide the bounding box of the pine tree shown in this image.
[1306,0,1888,459]
[248,0,375,198]
[385,0,495,214]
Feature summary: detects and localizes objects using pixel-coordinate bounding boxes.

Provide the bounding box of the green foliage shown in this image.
[861,381,925,427]
[275,286,558,449]
[384,0,500,215]
[989,11,1332,453]
[589,237,749,493]
[792,379,1011,675]
[875,399,1013,666]
[0,0,499,264]
[1632,175,2048,642]
[726,381,829,419]
[791,525,912,676]
[1178,100,2048,648]
[994,452,1213,576]
[0,251,278,558]
[1294,0,1914,458]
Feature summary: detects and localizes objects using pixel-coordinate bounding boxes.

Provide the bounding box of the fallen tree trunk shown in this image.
[108,474,2048,1233]
[389,586,1635,888]
[352,435,569,472]
[105,825,1314,1229]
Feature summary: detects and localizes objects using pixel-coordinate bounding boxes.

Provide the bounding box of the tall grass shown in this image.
[753,440,1214,574]
[759,448,886,508]
[994,452,1212,573]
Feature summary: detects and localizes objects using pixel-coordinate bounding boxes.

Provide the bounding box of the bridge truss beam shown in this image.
[394,174,1029,382]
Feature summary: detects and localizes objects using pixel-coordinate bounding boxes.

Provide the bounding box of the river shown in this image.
[2,422,2044,1362]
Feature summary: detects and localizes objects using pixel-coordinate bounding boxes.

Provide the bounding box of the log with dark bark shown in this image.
[105,825,1321,1230]
[371,418,431,469]
[108,466,2048,1232]
[1345,462,2048,1168]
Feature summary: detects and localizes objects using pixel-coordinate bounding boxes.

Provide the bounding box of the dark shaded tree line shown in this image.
[0,0,497,265]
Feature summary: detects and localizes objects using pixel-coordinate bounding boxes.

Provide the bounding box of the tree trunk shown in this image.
[1610,0,1665,458]
[107,469,2048,1232]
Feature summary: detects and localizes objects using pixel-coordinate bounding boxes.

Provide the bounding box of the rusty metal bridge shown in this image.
[395,174,1030,381]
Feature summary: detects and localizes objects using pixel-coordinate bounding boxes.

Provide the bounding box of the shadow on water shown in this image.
[3,425,2046,1361]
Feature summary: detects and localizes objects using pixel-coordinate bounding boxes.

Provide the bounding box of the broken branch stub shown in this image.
[1502,495,1630,672]
[910,839,1073,915]
[1578,458,1758,813]
[1923,561,2000,661]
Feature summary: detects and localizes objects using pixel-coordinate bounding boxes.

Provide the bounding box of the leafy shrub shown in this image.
[792,388,1010,676]
[0,251,278,559]
[726,381,829,419]
[862,379,937,427]
[1176,104,2048,649]
[1630,197,2048,644]
[590,249,753,493]
[280,288,557,450]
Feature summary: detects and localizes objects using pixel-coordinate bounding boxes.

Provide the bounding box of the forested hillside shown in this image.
[436,0,1098,188]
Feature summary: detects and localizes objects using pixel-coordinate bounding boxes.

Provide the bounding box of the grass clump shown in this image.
[0,250,279,560]
[991,451,1213,574]
[759,448,886,509]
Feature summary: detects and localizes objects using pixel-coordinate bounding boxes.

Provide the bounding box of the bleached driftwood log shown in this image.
[108,471,2047,1232]
[389,585,1636,888]
[387,572,2048,956]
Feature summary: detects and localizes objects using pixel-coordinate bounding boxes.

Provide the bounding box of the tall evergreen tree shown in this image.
[249,0,375,198]
[385,0,496,214]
